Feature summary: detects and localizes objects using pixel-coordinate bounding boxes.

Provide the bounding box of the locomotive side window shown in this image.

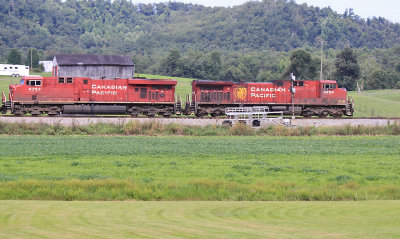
[293,81,304,87]
[140,88,147,99]
[135,88,139,92]
[151,85,161,90]
[29,80,41,86]
[26,80,42,86]
[276,81,283,86]
[164,86,172,90]
[58,78,65,83]
[66,78,73,83]
[323,84,336,90]
[83,80,88,84]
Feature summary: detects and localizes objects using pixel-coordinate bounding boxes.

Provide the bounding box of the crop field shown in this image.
[1,200,399,239]
[0,135,399,200]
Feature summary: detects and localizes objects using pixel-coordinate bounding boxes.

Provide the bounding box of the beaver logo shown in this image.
[235,87,247,100]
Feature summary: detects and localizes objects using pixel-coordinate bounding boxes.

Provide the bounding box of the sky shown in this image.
[131,0,400,23]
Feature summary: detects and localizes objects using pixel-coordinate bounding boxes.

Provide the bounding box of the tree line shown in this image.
[1,0,400,90]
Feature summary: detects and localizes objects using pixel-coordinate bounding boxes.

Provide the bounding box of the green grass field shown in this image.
[349,90,400,117]
[1,200,399,239]
[0,136,399,200]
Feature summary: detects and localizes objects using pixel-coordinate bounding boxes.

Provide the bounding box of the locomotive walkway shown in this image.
[0,116,399,128]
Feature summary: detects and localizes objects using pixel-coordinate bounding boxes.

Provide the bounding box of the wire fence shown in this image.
[355,104,399,118]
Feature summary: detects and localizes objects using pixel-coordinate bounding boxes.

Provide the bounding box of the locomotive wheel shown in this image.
[129,107,141,117]
[319,111,329,118]
[146,107,157,117]
[195,109,208,117]
[333,112,343,118]
[30,106,42,116]
[210,109,225,117]
[13,106,26,116]
[47,106,61,116]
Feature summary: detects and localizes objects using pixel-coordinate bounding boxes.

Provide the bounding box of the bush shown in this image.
[230,123,254,136]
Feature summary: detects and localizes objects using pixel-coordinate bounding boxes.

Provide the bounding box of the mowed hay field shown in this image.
[1,200,399,239]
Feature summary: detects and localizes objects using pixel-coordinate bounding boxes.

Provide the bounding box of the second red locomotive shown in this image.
[188,79,353,117]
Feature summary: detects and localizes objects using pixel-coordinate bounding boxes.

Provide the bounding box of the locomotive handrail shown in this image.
[1,92,5,105]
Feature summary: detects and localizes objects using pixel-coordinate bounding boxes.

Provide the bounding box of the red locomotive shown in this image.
[2,76,178,117]
[1,76,353,117]
[187,79,353,117]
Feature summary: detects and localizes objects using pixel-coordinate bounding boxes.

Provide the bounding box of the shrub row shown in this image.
[0,121,399,136]
[0,179,398,201]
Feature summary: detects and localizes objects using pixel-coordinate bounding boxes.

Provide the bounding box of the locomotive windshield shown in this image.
[19,79,24,84]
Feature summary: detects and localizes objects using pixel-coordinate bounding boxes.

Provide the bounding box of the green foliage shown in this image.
[365,69,399,90]
[158,50,183,77]
[334,48,361,90]
[0,121,399,136]
[221,66,246,81]
[284,49,319,80]
[6,49,22,64]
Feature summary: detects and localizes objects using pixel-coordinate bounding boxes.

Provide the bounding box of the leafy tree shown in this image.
[283,49,319,80]
[25,48,40,68]
[221,66,245,82]
[7,49,22,64]
[364,69,389,90]
[334,48,360,91]
[158,50,183,77]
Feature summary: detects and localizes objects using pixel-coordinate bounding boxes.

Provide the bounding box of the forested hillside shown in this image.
[1,0,400,89]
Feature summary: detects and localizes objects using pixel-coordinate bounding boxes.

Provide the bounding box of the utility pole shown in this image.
[320,39,323,80]
[30,48,33,69]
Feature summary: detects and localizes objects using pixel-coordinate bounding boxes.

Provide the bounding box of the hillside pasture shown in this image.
[349,89,400,117]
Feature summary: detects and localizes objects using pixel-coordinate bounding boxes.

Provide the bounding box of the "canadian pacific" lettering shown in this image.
[91,84,127,95]
[250,87,285,98]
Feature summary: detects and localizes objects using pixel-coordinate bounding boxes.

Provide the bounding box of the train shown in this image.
[1,75,354,118]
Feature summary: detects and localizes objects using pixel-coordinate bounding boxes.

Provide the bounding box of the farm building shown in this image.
[52,54,135,79]
[39,61,54,72]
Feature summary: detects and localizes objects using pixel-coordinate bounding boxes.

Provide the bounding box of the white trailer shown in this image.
[0,64,30,77]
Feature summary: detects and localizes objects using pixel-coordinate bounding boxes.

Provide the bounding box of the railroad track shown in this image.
[0,114,399,129]
[0,114,399,120]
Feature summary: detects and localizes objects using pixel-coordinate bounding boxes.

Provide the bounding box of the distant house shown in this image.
[53,54,135,79]
[39,61,54,72]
